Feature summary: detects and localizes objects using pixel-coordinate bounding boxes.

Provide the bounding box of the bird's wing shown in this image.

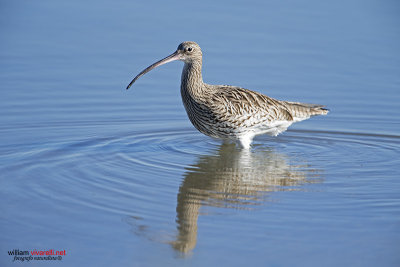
[208,85,294,126]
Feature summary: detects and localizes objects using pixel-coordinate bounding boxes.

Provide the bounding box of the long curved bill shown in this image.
[126,50,181,90]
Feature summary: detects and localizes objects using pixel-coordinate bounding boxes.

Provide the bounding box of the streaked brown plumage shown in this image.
[127,41,328,148]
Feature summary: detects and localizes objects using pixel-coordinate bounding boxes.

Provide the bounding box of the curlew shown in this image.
[126,41,328,149]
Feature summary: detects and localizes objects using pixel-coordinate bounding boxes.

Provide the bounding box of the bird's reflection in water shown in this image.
[171,143,322,254]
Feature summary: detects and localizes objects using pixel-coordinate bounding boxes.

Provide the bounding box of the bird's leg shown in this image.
[238,135,254,149]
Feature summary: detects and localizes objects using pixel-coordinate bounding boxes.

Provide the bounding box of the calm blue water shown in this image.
[1,0,400,266]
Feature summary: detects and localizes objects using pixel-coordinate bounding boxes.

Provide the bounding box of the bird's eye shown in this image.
[187,47,193,52]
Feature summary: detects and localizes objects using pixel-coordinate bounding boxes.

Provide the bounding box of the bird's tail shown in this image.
[285,101,329,121]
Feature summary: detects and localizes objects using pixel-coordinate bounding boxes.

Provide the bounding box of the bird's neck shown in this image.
[180,60,204,98]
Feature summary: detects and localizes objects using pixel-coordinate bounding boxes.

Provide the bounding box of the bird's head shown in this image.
[126,41,202,89]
